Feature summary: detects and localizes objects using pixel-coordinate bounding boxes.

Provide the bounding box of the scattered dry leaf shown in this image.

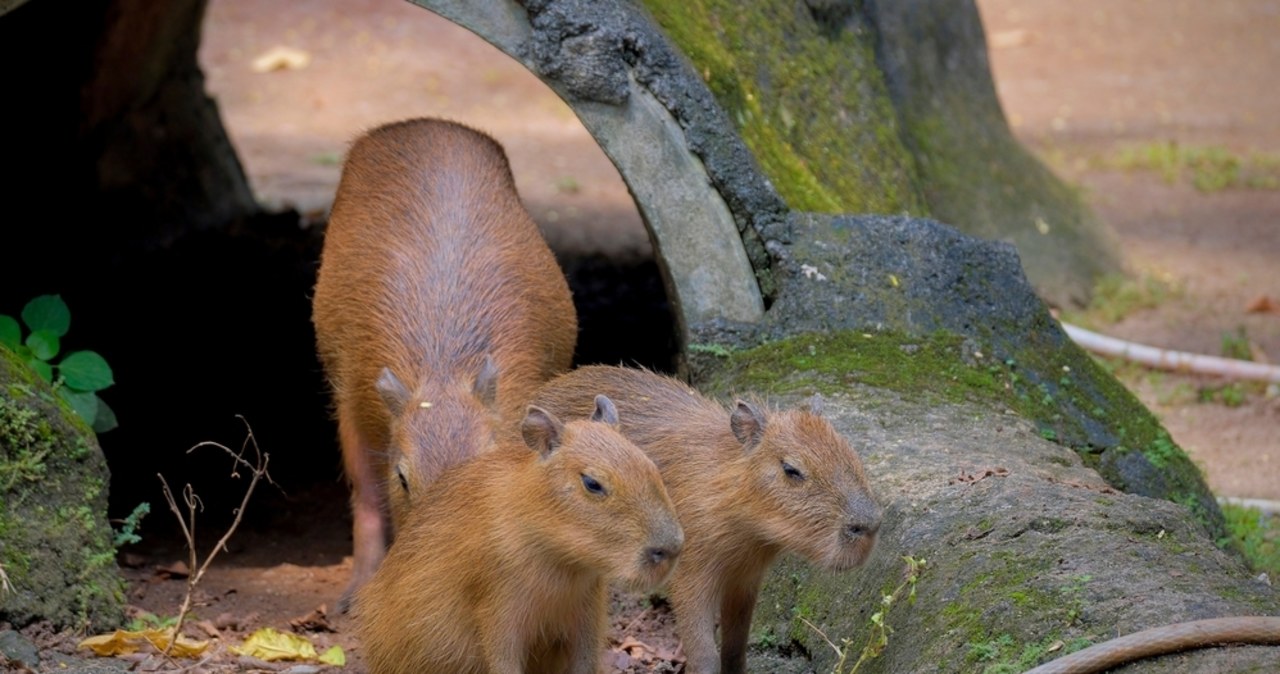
[195,620,222,639]
[1046,639,1065,653]
[78,629,209,658]
[1246,295,1280,315]
[230,627,344,665]
[251,46,311,73]
[949,467,1010,485]
[989,28,1032,49]
[154,560,190,579]
[289,605,336,633]
[318,645,346,666]
[617,636,659,664]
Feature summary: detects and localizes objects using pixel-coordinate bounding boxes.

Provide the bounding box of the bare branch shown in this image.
[157,419,273,658]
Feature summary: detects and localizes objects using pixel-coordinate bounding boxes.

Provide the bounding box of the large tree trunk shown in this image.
[640,0,1122,307]
[0,0,254,267]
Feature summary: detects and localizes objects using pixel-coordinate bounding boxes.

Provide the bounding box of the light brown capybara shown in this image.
[532,365,882,674]
[311,118,578,609]
[356,396,683,674]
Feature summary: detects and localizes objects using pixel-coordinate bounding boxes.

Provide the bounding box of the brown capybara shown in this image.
[533,365,882,674]
[356,396,684,674]
[311,118,578,608]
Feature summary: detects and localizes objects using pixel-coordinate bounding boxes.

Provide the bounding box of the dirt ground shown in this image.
[21,0,1277,672]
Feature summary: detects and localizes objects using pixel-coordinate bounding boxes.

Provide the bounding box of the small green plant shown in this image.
[0,295,116,432]
[802,555,926,674]
[112,502,151,548]
[1063,273,1177,326]
[1109,141,1280,193]
[688,342,734,358]
[1221,503,1280,577]
[554,175,582,194]
[1060,574,1092,625]
[1199,383,1248,408]
[126,610,180,632]
[968,634,1015,662]
[309,151,342,166]
[1145,432,1180,469]
[1220,326,1253,361]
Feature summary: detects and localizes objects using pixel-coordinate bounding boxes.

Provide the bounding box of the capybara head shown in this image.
[377,358,499,523]
[521,396,684,591]
[730,397,881,572]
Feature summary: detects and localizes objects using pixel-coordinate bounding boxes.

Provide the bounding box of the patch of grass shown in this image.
[309,152,342,166]
[1061,273,1179,327]
[1221,503,1280,576]
[1108,141,1280,193]
[1198,382,1257,408]
[1220,326,1253,361]
[966,634,1078,674]
[126,611,179,632]
[554,176,581,194]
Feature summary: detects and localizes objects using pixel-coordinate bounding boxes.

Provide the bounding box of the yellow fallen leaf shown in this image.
[319,645,347,666]
[78,629,209,658]
[230,627,318,662]
[251,46,311,73]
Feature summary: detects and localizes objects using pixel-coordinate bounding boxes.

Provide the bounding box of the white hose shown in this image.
[1061,322,1280,384]
[1218,496,1280,517]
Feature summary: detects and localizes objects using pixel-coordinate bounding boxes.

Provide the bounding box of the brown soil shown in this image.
[978,0,1280,502]
[21,1,1277,672]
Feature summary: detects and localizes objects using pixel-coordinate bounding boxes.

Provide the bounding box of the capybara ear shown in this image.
[473,354,499,408]
[730,400,767,450]
[522,405,565,458]
[376,367,411,417]
[801,393,825,416]
[590,394,620,426]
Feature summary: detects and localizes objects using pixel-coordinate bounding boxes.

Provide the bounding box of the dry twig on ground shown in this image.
[158,416,276,656]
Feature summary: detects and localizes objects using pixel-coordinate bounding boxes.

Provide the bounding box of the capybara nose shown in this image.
[844,519,880,541]
[646,525,684,566]
[844,496,883,541]
[646,545,680,565]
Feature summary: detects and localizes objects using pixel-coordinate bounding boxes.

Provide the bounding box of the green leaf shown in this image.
[25,329,60,361]
[92,396,119,433]
[58,350,114,391]
[59,387,99,426]
[27,357,53,382]
[21,294,71,337]
[0,315,19,349]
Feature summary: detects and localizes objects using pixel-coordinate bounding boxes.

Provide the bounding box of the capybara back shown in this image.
[312,118,578,607]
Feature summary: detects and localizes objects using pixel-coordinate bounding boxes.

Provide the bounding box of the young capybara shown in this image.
[533,365,882,674]
[311,118,578,608]
[356,396,684,674]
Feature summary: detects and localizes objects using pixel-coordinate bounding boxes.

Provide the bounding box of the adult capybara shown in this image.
[312,118,578,607]
[533,365,882,674]
[356,396,683,674]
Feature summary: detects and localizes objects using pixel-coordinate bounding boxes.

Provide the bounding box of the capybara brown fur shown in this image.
[356,396,684,674]
[311,118,578,608]
[533,365,882,674]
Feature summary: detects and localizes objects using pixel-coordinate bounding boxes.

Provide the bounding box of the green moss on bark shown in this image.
[640,0,925,214]
[698,329,1224,538]
[1,345,124,631]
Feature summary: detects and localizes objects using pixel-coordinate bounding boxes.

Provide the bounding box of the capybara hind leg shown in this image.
[337,403,386,613]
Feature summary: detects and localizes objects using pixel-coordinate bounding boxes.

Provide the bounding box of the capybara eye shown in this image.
[396,464,409,493]
[581,473,607,496]
[781,461,805,481]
